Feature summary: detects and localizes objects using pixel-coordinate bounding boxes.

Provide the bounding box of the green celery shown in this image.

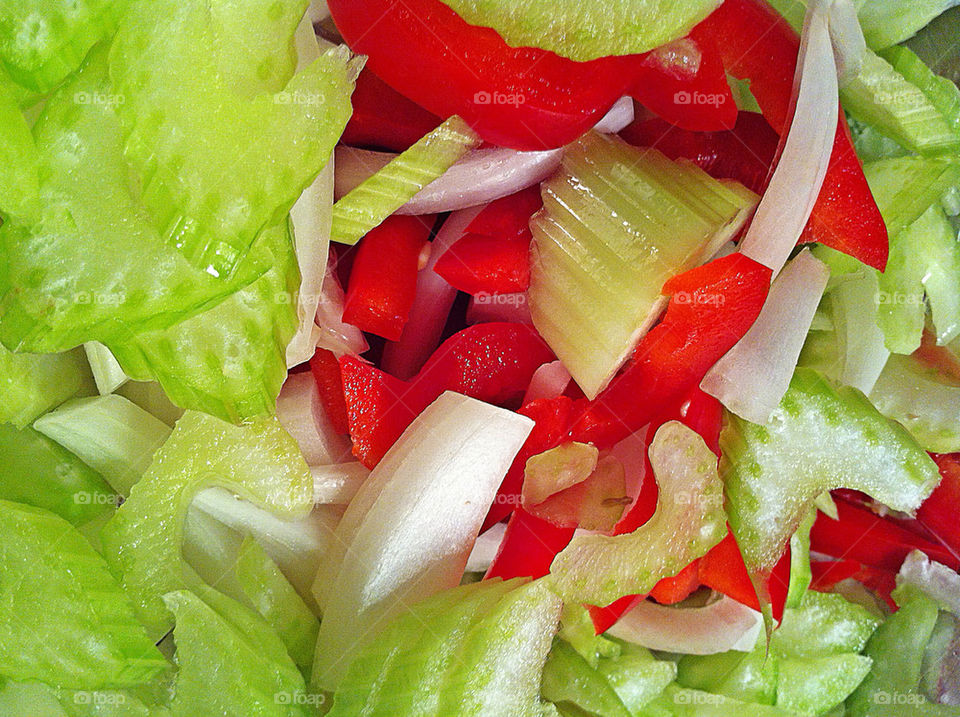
[641,684,795,716]
[83,342,128,395]
[529,132,757,399]
[0,500,168,690]
[882,46,960,136]
[771,592,880,660]
[863,155,960,240]
[540,639,632,717]
[0,68,38,220]
[557,604,622,669]
[99,411,312,639]
[858,0,960,50]
[677,643,779,705]
[0,423,114,525]
[721,368,939,573]
[0,345,91,428]
[848,116,911,163]
[436,0,722,62]
[596,643,676,714]
[785,508,816,609]
[775,654,873,715]
[330,116,481,245]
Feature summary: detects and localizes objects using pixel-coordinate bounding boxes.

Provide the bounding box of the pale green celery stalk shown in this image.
[234,536,319,675]
[642,684,795,716]
[436,0,721,61]
[848,115,911,162]
[912,205,960,345]
[883,45,960,133]
[556,604,622,669]
[858,0,960,50]
[326,579,562,717]
[869,353,960,452]
[841,49,960,155]
[0,67,39,221]
[721,368,939,575]
[596,643,676,714]
[827,269,891,393]
[549,421,727,606]
[0,423,114,526]
[863,156,960,239]
[529,131,757,399]
[540,639,632,717]
[0,500,168,690]
[99,411,313,640]
[0,345,91,428]
[330,116,480,245]
[83,341,129,395]
[785,508,816,609]
[117,381,184,427]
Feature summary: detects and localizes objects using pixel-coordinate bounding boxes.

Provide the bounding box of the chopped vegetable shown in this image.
[0,345,90,428]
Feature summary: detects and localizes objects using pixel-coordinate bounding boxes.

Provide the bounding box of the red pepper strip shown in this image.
[620,114,780,195]
[481,396,574,531]
[648,559,702,604]
[571,253,772,449]
[328,0,734,151]
[810,497,960,573]
[918,454,960,561]
[485,508,575,580]
[698,533,791,623]
[465,186,544,239]
[340,322,554,467]
[588,596,644,635]
[854,565,899,612]
[810,559,861,591]
[342,215,432,341]
[915,330,960,382]
[309,348,350,435]
[433,233,531,295]
[698,0,888,271]
[341,67,442,152]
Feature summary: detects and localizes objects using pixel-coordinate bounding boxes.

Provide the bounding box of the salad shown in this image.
[2,0,960,714]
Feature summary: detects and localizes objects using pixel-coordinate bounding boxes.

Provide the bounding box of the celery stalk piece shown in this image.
[775,655,873,715]
[677,641,779,705]
[771,592,880,660]
[108,0,356,277]
[330,116,481,246]
[540,639,632,717]
[841,49,960,156]
[0,500,168,690]
[0,48,276,353]
[312,392,533,689]
[0,69,38,221]
[912,205,960,345]
[721,368,940,574]
[870,353,960,453]
[99,411,313,640]
[529,132,758,399]
[164,589,311,717]
[863,155,960,239]
[596,643,677,713]
[83,342,128,395]
[644,684,795,716]
[848,115,911,163]
[785,508,815,610]
[549,421,727,606]
[857,0,960,50]
[0,423,114,526]
[326,579,562,717]
[234,536,319,675]
[882,46,960,136]
[0,345,90,428]
[0,0,129,93]
[436,0,722,62]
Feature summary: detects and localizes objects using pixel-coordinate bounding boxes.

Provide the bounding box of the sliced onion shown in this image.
[83,341,129,395]
[307,0,330,23]
[465,522,508,573]
[466,291,532,326]
[311,461,369,505]
[828,0,866,85]
[314,252,368,356]
[381,206,484,378]
[738,1,838,277]
[607,594,763,654]
[312,392,534,688]
[276,372,353,465]
[523,360,572,404]
[701,249,829,424]
[898,550,960,616]
[334,97,635,216]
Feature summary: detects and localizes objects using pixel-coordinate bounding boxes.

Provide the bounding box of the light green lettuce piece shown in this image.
[0,423,114,525]
[83,342,128,395]
[99,410,313,639]
[0,678,171,717]
[437,0,722,62]
[164,589,311,717]
[597,643,677,714]
[540,639,632,717]
[859,0,960,50]
[776,654,873,715]
[108,0,356,276]
[327,579,563,717]
[0,345,91,428]
[0,67,38,220]
[641,684,795,716]
[0,500,168,690]
[772,592,880,660]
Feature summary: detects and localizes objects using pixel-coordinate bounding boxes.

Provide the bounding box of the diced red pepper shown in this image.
[485,508,575,580]
[811,496,960,573]
[649,559,702,605]
[343,215,432,341]
[433,233,531,295]
[698,532,763,611]
[341,67,443,152]
[465,186,544,239]
[697,0,888,271]
[918,454,960,561]
[588,596,644,636]
[810,558,861,591]
[328,0,735,151]
[309,348,350,435]
[340,322,554,467]
[572,253,772,448]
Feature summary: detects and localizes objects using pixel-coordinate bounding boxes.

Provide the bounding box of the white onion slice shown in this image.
[334,97,635,216]
[523,360,572,404]
[701,249,829,424]
[898,550,960,616]
[738,1,838,277]
[607,594,763,654]
[311,461,369,505]
[276,372,353,465]
[828,0,866,85]
[465,522,508,573]
[312,392,534,688]
[466,291,533,326]
[307,0,330,23]
[83,341,129,395]
[381,206,484,378]
[314,252,368,357]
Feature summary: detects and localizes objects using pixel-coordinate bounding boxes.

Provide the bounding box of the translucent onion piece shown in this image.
[276,372,352,465]
[314,252,368,356]
[465,522,508,573]
[738,1,839,276]
[522,360,572,404]
[828,0,866,84]
[83,341,129,395]
[898,550,960,616]
[702,249,829,424]
[310,461,368,505]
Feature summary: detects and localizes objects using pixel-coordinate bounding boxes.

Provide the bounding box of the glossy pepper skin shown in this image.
[327,0,735,151]
[919,453,960,559]
[341,68,442,152]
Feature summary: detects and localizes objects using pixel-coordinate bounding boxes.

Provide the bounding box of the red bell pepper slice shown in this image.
[328,0,735,151]
[572,252,772,449]
[309,348,350,435]
[485,507,575,580]
[342,215,433,341]
[811,496,960,573]
[918,454,960,561]
[648,559,702,605]
[432,233,531,295]
[697,0,888,271]
[340,322,554,467]
[341,67,442,152]
[810,558,861,591]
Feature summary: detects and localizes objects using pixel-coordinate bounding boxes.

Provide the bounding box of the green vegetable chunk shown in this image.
[0,345,90,428]
[541,639,632,717]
